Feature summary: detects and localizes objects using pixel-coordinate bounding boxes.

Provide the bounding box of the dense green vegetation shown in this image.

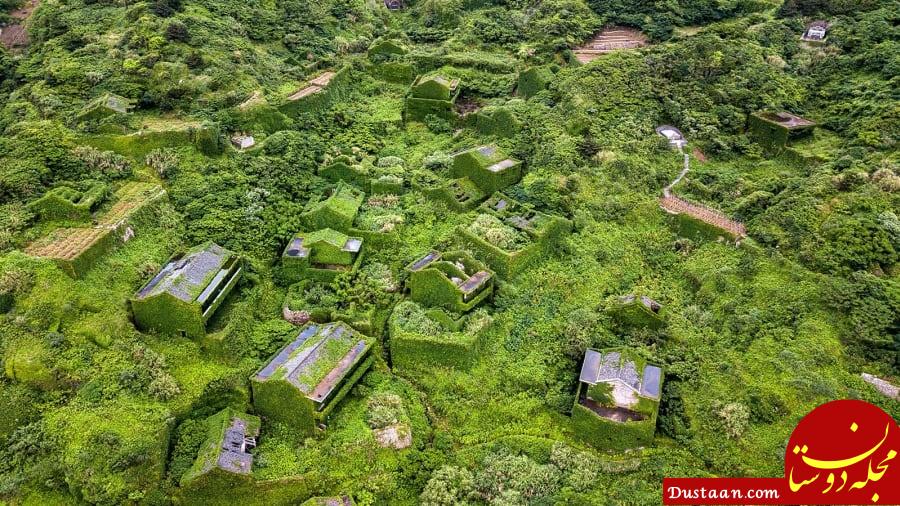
[0,0,897,504]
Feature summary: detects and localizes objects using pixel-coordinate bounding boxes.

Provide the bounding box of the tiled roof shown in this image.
[136,243,235,302]
[580,349,662,400]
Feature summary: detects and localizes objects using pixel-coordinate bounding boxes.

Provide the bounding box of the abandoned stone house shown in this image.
[405,250,494,313]
[405,74,460,121]
[802,21,828,42]
[459,193,573,277]
[451,145,523,195]
[180,409,260,486]
[301,182,364,232]
[748,111,816,152]
[579,350,662,411]
[572,348,664,449]
[612,294,665,329]
[131,242,243,339]
[252,322,374,435]
[282,228,364,282]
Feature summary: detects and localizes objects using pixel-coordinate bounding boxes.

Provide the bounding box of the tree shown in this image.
[165,21,190,42]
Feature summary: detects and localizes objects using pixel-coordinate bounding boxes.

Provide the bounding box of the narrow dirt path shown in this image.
[1,0,39,49]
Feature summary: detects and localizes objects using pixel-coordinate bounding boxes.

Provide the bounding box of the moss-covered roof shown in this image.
[181,408,261,484]
[255,322,370,405]
[134,242,238,302]
[304,183,364,222]
[580,348,662,401]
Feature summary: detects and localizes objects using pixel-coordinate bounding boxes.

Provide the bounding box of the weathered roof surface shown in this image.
[256,322,369,404]
[285,237,309,258]
[25,227,111,261]
[757,111,816,129]
[477,145,496,157]
[257,324,321,380]
[640,365,662,399]
[96,182,166,228]
[136,243,235,302]
[343,237,363,253]
[408,251,441,271]
[580,349,661,400]
[288,85,323,101]
[217,416,256,474]
[486,159,516,173]
[459,270,491,294]
[310,71,336,87]
[596,352,640,392]
[580,349,603,384]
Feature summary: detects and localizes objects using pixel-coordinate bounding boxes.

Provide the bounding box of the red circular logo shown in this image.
[784,399,899,504]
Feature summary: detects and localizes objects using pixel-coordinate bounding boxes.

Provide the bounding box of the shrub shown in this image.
[366,392,406,429]
[145,148,179,179]
[423,151,452,171]
[392,301,443,335]
[713,401,750,439]
[165,21,190,43]
[72,146,132,178]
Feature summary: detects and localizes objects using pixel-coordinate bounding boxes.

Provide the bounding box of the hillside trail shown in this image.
[659,149,747,238]
[1,0,40,49]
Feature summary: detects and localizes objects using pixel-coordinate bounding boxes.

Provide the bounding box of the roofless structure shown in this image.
[180,408,260,487]
[131,242,242,338]
[748,111,816,153]
[251,322,374,434]
[572,348,664,450]
[451,145,523,195]
[282,228,364,283]
[405,250,493,313]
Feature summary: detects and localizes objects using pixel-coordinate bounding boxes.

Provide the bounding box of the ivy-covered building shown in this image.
[251,322,374,434]
[28,183,109,221]
[404,74,460,121]
[301,183,364,233]
[282,228,364,282]
[451,145,523,195]
[318,153,370,188]
[747,111,816,153]
[610,294,664,329]
[389,301,487,371]
[180,408,260,487]
[405,250,493,313]
[460,193,573,277]
[131,242,243,338]
[25,182,167,278]
[572,349,664,450]
[76,92,133,122]
[411,170,487,211]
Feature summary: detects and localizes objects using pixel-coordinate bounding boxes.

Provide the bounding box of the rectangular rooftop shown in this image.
[256,322,370,406]
[135,243,237,303]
